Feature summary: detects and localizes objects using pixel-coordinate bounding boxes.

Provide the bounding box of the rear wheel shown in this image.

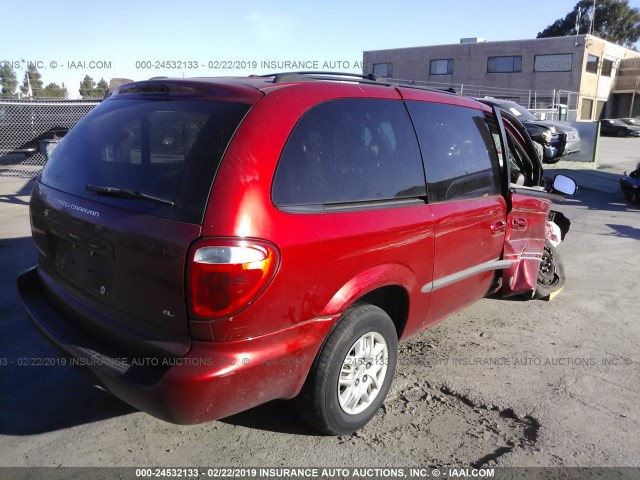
[295,303,398,435]
[534,240,566,299]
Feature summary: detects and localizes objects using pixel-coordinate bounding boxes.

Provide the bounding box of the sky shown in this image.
[2,0,640,98]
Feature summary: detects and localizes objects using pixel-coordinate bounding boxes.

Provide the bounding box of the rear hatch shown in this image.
[30,81,258,356]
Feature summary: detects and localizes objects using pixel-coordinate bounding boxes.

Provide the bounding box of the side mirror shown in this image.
[552,174,577,195]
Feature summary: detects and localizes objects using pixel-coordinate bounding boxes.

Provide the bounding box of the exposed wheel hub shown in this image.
[538,248,556,286]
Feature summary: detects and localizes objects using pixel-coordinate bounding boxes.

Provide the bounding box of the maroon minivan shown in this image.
[18,73,575,434]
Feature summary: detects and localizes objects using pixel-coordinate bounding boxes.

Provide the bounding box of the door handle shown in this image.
[511,217,528,230]
[490,220,507,235]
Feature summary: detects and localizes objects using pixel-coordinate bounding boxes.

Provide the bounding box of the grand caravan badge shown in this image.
[54,198,100,218]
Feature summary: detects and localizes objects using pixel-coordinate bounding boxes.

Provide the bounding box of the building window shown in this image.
[487,56,522,73]
[429,59,454,75]
[580,98,594,120]
[586,55,599,74]
[372,63,392,78]
[534,54,573,72]
[601,58,614,77]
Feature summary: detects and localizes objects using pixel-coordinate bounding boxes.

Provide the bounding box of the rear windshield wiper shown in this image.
[86,184,175,207]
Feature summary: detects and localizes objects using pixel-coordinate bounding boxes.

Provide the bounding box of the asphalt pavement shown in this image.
[548,136,640,194]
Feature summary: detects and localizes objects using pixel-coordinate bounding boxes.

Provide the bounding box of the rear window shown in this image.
[407,101,501,203]
[40,98,250,224]
[272,99,426,207]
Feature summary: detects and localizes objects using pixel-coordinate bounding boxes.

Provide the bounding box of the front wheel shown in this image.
[534,240,566,299]
[295,303,398,435]
[623,190,640,205]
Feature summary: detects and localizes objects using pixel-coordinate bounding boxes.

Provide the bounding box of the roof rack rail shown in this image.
[260,71,381,85]
[256,71,459,96]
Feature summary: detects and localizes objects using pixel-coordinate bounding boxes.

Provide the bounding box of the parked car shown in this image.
[478,97,581,163]
[0,101,72,157]
[18,73,575,435]
[618,118,640,128]
[598,119,640,137]
[620,161,640,205]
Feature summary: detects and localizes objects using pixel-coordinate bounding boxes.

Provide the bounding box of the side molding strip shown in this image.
[421,259,515,293]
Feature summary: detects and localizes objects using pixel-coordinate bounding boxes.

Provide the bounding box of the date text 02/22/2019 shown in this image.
[133,60,364,70]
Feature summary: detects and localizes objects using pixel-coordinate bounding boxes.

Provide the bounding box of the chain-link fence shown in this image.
[0,100,101,179]
[385,78,580,121]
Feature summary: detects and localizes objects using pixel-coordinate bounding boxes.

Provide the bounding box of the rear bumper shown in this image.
[17,267,336,424]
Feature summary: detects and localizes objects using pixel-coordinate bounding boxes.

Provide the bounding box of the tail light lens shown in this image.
[188,238,280,319]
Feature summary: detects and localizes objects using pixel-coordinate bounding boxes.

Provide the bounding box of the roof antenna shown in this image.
[589,0,596,35]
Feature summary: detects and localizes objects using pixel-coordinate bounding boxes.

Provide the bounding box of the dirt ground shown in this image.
[1,138,639,470]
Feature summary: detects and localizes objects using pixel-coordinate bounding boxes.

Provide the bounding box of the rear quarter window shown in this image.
[40,99,250,224]
[272,99,426,208]
[407,101,501,203]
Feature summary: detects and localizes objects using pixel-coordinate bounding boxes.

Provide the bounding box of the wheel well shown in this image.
[358,286,409,339]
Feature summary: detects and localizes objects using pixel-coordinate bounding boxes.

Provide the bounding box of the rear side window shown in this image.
[272,99,426,207]
[407,101,501,203]
[40,99,250,224]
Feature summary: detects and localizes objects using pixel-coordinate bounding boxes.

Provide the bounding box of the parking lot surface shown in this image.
[1,138,639,468]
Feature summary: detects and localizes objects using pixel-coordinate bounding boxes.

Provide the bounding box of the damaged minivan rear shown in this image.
[18,81,270,421]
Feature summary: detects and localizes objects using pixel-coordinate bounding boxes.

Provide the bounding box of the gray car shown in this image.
[619,118,640,128]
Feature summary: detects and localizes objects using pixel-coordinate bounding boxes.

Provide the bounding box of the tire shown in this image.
[295,303,398,435]
[534,240,566,299]
[532,141,544,162]
[617,129,627,137]
[623,191,635,204]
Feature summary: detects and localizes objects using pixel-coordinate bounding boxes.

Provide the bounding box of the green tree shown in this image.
[21,64,44,97]
[79,75,100,98]
[95,78,109,98]
[40,82,68,99]
[0,64,18,97]
[537,0,640,48]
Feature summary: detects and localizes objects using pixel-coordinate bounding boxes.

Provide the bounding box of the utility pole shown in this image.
[630,76,640,118]
[590,0,597,35]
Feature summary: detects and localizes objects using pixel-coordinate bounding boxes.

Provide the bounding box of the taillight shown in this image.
[188,238,279,319]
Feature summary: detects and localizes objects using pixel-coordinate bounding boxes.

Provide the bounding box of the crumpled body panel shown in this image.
[502,194,550,297]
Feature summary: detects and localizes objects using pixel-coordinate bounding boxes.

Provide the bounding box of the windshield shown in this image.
[502,102,538,121]
[608,119,626,126]
[40,98,250,224]
[622,118,639,126]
